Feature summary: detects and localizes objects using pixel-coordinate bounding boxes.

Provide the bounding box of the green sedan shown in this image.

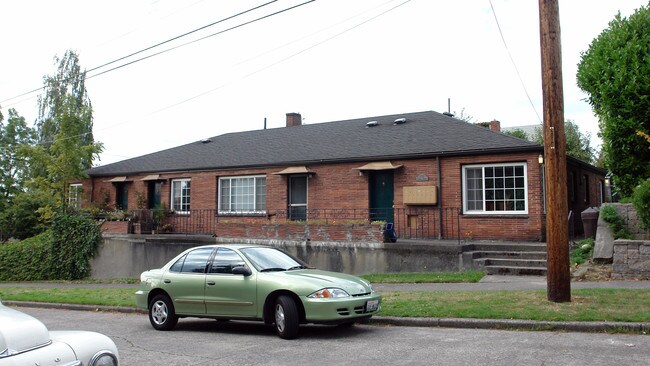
[135,244,381,339]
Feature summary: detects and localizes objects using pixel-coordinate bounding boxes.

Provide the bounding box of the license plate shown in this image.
[365,299,379,312]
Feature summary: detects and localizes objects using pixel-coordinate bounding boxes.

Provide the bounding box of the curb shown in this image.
[5,301,648,334]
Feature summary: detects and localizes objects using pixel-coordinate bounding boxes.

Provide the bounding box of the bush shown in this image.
[0,232,53,281]
[570,238,594,266]
[600,205,633,239]
[0,190,56,241]
[49,213,102,280]
[631,179,650,231]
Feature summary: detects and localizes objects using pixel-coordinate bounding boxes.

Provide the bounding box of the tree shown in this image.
[530,121,595,164]
[503,128,529,140]
[576,5,650,197]
[24,49,103,207]
[0,108,34,206]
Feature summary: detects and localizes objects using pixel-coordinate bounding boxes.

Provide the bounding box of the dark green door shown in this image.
[148,181,162,209]
[369,171,394,222]
[116,183,128,210]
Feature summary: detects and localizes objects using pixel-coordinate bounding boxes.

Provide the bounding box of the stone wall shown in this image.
[610,203,650,240]
[613,240,650,279]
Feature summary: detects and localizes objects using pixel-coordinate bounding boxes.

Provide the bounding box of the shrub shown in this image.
[0,232,53,281]
[600,205,633,239]
[631,179,650,231]
[48,213,103,280]
[570,238,594,266]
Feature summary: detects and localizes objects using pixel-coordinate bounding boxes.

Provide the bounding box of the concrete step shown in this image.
[477,258,547,268]
[466,242,546,252]
[466,250,547,260]
[484,265,547,276]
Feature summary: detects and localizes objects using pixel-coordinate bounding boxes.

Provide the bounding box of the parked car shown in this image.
[0,301,119,366]
[135,244,381,339]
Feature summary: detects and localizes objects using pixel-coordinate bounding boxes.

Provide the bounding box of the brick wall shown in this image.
[217,222,384,243]
[85,151,549,241]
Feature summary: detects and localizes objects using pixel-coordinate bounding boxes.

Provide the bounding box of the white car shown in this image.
[0,301,119,366]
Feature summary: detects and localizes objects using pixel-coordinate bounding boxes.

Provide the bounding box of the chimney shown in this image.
[286,112,302,127]
[489,119,501,132]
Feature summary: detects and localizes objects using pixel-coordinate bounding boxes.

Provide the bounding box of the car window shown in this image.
[209,248,246,274]
[169,254,186,272]
[240,247,309,271]
[179,248,214,274]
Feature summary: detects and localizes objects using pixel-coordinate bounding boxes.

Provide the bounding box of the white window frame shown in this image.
[171,179,191,214]
[218,175,266,215]
[462,162,528,215]
[67,183,82,209]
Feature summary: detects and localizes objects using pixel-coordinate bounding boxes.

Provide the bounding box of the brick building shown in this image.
[75,110,606,242]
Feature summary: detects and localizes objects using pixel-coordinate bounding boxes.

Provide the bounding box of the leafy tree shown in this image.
[24,50,103,207]
[0,189,56,241]
[576,5,650,197]
[531,121,595,164]
[0,108,35,206]
[503,128,529,140]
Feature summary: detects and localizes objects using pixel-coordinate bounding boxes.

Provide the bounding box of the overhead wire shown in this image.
[488,0,542,124]
[0,0,281,105]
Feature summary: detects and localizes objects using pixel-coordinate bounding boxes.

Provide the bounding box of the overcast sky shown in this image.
[0,0,646,166]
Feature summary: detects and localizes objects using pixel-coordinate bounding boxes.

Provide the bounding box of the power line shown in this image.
[0,0,280,105]
[488,0,542,124]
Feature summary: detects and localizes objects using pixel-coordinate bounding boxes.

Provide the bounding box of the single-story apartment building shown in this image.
[74,110,606,242]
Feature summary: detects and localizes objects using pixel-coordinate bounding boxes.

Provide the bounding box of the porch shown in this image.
[122,207,462,242]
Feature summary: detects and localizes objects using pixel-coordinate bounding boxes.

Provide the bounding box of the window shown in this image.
[67,183,82,209]
[462,163,528,214]
[171,179,191,213]
[171,248,213,274]
[209,248,246,274]
[219,175,266,214]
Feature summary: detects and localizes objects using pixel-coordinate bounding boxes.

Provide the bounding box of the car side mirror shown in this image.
[232,266,252,276]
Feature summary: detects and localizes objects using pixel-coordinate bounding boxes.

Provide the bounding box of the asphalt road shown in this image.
[16,306,650,366]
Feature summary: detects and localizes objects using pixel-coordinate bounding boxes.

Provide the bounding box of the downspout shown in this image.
[437,156,443,240]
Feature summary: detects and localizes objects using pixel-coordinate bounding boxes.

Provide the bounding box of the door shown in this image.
[115,183,128,210]
[161,247,214,315]
[288,175,307,221]
[204,248,257,317]
[148,181,162,209]
[369,171,394,222]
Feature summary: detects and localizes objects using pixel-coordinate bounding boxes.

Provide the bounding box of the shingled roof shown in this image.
[88,110,541,176]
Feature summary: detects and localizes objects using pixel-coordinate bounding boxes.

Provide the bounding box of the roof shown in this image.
[88,110,541,177]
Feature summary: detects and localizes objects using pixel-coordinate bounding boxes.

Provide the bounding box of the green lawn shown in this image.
[1,284,648,324]
[361,271,485,283]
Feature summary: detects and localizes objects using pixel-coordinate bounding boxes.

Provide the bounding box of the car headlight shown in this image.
[89,350,118,366]
[308,288,350,298]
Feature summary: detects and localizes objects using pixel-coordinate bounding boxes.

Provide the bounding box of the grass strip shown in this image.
[362,271,485,284]
[1,286,648,323]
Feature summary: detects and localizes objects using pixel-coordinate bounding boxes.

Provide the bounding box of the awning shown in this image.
[140,174,161,181]
[353,161,403,171]
[105,176,131,183]
[272,166,312,175]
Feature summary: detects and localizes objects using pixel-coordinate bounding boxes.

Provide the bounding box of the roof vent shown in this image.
[442,112,455,117]
[200,138,212,144]
[365,121,378,128]
[393,118,406,125]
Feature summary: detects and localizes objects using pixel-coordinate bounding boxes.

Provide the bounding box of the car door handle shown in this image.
[207,281,216,286]
[164,279,171,284]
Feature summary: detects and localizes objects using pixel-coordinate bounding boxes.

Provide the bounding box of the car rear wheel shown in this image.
[274,295,299,339]
[149,294,178,331]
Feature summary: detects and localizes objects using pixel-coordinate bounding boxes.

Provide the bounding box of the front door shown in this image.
[147,181,162,209]
[115,183,128,210]
[288,175,307,221]
[204,248,257,317]
[369,171,394,222]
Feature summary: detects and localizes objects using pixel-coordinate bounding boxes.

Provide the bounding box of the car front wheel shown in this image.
[149,294,178,331]
[274,295,299,339]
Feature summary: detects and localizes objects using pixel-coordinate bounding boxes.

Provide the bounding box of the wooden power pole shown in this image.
[539,0,571,302]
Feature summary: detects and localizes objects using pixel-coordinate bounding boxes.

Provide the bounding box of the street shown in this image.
[16,306,649,365]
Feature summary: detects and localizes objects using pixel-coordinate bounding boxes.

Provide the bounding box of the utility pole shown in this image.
[539,0,571,302]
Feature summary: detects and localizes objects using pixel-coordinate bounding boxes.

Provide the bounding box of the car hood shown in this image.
[279,269,372,295]
[0,303,51,356]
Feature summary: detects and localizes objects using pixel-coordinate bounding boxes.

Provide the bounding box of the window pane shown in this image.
[181,248,213,273]
[465,164,526,213]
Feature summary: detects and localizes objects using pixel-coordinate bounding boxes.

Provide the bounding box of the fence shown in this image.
[129,207,461,240]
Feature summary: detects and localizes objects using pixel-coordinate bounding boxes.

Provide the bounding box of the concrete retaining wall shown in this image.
[613,240,650,279]
[90,234,463,278]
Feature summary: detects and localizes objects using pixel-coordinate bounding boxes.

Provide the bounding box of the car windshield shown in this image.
[240,247,311,272]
